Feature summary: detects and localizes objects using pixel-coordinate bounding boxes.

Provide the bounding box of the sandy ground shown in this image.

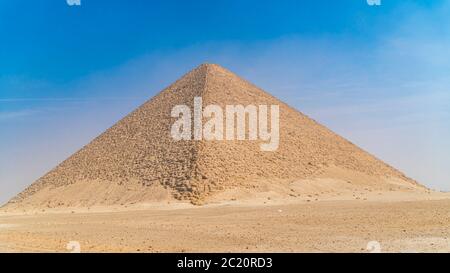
[1,194,449,253]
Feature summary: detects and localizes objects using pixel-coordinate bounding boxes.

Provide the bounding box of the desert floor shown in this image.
[1,195,449,253]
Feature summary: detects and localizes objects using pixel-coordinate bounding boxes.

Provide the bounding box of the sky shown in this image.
[1,0,449,205]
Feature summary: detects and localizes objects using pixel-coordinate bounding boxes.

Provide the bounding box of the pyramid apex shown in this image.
[198,62,226,70]
[199,62,219,66]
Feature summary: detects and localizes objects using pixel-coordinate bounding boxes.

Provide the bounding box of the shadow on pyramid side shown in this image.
[4,64,428,210]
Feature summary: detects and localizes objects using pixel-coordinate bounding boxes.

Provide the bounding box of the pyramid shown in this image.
[6,64,424,208]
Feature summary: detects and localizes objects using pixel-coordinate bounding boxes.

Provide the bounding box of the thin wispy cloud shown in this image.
[0,109,40,121]
[0,97,145,102]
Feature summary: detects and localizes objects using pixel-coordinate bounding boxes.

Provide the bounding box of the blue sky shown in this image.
[1,0,450,204]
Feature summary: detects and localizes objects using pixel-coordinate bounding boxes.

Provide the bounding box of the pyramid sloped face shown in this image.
[9,65,209,205]
[7,64,421,208]
[191,65,415,197]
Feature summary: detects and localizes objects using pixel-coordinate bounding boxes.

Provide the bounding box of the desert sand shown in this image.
[1,192,449,253]
[1,64,448,253]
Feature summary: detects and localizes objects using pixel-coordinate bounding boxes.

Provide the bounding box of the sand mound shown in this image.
[4,64,427,209]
